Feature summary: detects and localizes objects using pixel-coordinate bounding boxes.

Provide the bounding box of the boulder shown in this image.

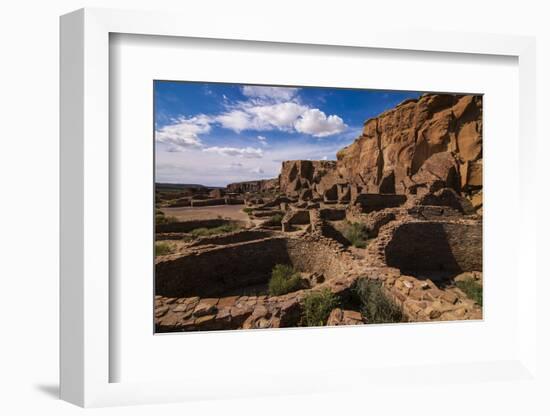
[410,152,460,194]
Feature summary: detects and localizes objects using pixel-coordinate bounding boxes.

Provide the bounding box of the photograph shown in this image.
[153,81,483,332]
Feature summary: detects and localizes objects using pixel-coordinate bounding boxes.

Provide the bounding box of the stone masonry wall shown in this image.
[156,237,290,298]
[384,221,482,272]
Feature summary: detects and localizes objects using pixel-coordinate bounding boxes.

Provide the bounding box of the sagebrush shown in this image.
[456,279,483,306]
[342,221,369,248]
[269,264,302,296]
[155,242,173,256]
[354,279,403,324]
[302,288,339,327]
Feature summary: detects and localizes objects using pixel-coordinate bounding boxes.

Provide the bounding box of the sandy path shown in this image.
[161,204,250,222]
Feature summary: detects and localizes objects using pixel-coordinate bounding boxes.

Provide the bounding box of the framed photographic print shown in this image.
[60,7,539,409]
[152,81,483,333]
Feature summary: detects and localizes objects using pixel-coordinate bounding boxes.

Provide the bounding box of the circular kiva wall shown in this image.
[155,236,348,298]
[384,221,482,273]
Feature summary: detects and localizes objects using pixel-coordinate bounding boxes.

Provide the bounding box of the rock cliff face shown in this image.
[226,93,482,206]
[337,93,482,195]
[279,160,340,199]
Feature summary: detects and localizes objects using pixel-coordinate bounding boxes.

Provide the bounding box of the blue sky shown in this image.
[155,81,421,186]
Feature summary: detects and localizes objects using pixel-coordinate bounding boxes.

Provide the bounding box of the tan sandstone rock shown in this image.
[336,94,482,195]
[327,308,366,326]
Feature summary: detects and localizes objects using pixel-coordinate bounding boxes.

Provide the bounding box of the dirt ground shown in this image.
[161,204,250,222]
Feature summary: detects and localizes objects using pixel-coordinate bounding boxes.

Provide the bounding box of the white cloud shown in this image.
[247,102,307,130]
[216,102,307,133]
[229,162,243,168]
[294,109,347,137]
[294,108,347,137]
[216,100,346,137]
[155,115,211,149]
[242,85,300,101]
[215,110,252,132]
[155,89,348,152]
[322,155,328,160]
[251,167,264,174]
[203,146,264,159]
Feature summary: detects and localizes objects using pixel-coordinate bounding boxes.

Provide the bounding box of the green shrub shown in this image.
[155,242,173,256]
[189,223,240,238]
[302,288,339,327]
[268,264,302,296]
[155,210,179,225]
[354,279,403,324]
[267,213,283,225]
[342,221,369,248]
[242,207,254,214]
[456,279,483,306]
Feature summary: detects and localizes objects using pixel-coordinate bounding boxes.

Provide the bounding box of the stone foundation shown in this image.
[156,234,353,299]
[384,220,482,273]
[353,194,407,213]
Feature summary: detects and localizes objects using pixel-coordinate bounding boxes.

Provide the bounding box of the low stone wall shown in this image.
[188,230,273,247]
[190,198,226,207]
[155,269,360,332]
[156,237,290,298]
[167,198,191,207]
[281,209,310,231]
[354,193,407,213]
[156,235,352,299]
[253,209,283,218]
[156,219,233,233]
[320,208,346,221]
[226,198,245,205]
[384,221,482,272]
[407,205,463,220]
[285,237,349,281]
[383,273,482,322]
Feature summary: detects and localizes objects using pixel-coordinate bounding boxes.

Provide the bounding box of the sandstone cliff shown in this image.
[336,93,482,195]
[227,93,482,206]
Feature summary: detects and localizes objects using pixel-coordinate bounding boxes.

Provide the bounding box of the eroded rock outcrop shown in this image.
[336,94,482,196]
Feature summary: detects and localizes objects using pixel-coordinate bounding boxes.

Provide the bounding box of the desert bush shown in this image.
[302,288,339,327]
[354,279,403,324]
[267,213,283,226]
[155,242,173,256]
[155,210,179,225]
[268,264,302,296]
[189,223,240,238]
[456,279,483,306]
[242,207,254,214]
[342,221,369,248]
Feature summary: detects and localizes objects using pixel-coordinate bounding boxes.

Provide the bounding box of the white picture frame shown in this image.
[60,7,538,408]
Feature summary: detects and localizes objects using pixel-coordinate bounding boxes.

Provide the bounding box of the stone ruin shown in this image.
[155,93,483,331]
